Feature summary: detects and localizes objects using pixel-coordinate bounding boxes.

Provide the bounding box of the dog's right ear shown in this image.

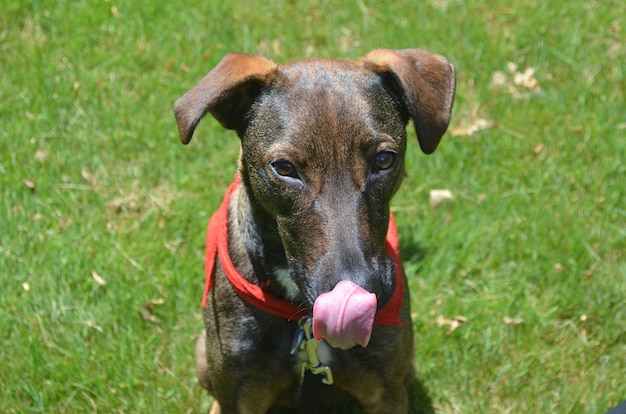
[174,54,278,144]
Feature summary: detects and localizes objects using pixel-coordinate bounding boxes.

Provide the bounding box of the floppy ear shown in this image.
[173,53,278,144]
[363,48,456,154]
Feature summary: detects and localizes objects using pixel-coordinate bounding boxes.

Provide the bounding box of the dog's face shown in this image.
[241,60,407,307]
[174,49,455,311]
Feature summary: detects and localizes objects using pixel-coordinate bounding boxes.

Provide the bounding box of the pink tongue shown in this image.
[312,281,377,349]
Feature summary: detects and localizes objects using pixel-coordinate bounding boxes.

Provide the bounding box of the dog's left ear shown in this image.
[174,53,278,144]
[363,48,456,154]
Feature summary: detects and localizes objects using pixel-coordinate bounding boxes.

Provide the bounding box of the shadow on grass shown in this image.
[399,235,429,269]
[408,376,435,414]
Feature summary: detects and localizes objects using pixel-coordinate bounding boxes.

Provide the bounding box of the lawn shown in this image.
[1,0,624,412]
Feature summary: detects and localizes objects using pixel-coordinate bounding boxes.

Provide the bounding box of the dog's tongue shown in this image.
[312,281,377,349]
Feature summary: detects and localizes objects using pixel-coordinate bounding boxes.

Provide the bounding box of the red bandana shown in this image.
[202,177,404,325]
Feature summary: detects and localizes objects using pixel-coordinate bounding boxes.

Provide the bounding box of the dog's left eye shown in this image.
[374,151,397,171]
[270,159,299,179]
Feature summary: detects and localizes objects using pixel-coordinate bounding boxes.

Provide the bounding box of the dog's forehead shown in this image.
[275,58,385,102]
[248,59,404,140]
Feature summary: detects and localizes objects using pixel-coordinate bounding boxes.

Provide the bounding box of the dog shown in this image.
[174,48,456,413]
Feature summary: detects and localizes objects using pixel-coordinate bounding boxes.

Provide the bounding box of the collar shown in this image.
[202,177,404,325]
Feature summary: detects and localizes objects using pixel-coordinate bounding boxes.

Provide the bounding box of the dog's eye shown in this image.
[374,151,397,171]
[270,159,299,179]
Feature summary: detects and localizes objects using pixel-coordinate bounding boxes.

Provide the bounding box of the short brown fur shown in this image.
[174,48,456,413]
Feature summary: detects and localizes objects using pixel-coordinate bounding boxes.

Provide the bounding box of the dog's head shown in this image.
[174,49,455,313]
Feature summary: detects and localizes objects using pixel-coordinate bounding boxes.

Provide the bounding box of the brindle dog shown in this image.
[174,48,456,413]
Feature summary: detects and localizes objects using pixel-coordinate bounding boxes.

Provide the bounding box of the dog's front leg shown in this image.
[347,381,408,414]
[366,390,409,414]
[196,328,291,414]
[205,392,277,414]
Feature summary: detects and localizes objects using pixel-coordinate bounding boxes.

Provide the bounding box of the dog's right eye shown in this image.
[270,159,299,179]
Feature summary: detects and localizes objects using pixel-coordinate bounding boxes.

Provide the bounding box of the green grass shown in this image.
[1,0,624,412]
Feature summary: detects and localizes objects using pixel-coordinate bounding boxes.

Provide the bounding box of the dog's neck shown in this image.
[227,176,293,300]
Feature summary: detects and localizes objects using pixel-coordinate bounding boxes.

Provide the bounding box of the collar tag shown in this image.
[292,317,334,385]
